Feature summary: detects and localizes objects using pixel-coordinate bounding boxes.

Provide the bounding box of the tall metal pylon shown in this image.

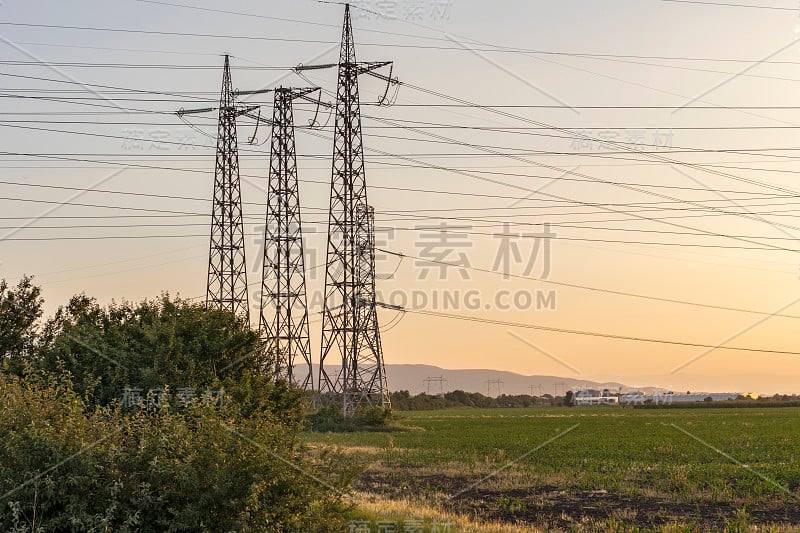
[305,4,396,415]
[206,55,249,325]
[259,87,318,388]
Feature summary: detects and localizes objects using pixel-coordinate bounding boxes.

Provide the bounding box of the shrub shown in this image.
[0,370,355,532]
[306,405,392,432]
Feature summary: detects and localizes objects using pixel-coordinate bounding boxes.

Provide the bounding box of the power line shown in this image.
[378,248,800,319]
[2,153,800,196]
[0,72,217,101]
[5,205,800,244]
[0,123,271,155]
[375,104,800,110]
[15,100,800,161]
[10,53,800,85]
[0,21,342,45]
[7,206,800,229]
[7,103,800,199]
[9,149,790,244]
[17,115,800,161]
[405,308,800,355]
[655,0,794,11]
[7,56,800,85]
[3,221,796,250]
[0,60,292,70]
[133,0,450,42]
[347,83,800,246]
[33,244,204,277]
[6,20,800,69]
[2,43,798,243]
[8,117,800,131]
[7,88,800,109]
[36,86,761,250]
[11,37,800,68]
[2,41,240,58]
[0,195,202,215]
[5,179,798,211]
[2,215,795,252]
[303,123,800,253]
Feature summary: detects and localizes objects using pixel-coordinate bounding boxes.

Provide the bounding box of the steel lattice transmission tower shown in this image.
[259,87,319,388]
[206,55,250,325]
[305,4,397,415]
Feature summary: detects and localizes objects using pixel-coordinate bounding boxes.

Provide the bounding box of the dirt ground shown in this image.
[357,471,800,530]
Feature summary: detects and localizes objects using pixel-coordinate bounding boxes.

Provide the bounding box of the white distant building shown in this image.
[619,392,646,405]
[619,391,739,405]
[573,389,619,405]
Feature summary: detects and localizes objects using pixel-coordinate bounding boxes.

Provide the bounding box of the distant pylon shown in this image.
[206,54,249,325]
[486,379,504,397]
[259,87,318,389]
[423,376,447,396]
[313,4,395,415]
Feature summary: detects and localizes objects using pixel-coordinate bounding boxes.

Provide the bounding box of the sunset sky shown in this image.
[1,0,800,393]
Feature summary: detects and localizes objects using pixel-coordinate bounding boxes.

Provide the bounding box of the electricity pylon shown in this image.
[205,55,250,325]
[297,4,398,415]
[424,376,447,396]
[259,87,319,389]
[486,379,504,397]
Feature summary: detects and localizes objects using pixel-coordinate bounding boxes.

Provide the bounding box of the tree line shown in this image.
[390,389,561,410]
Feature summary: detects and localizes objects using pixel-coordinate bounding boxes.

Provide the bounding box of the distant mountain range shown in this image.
[381,364,632,396]
[310,364,640,396]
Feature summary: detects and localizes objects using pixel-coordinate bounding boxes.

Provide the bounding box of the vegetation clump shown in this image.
[0,277,355,532]
[306,404,394,432]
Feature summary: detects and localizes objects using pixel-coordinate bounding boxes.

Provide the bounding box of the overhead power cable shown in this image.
[378,248,800,320]
[405,308,800,355]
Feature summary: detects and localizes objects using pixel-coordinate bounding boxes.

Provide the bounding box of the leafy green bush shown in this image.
[0,285,357,531]
[0,370,356,532]
[306,405,393,432]
[35,293,263,408]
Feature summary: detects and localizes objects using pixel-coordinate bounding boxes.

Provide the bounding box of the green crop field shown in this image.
[303,407,800,532]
